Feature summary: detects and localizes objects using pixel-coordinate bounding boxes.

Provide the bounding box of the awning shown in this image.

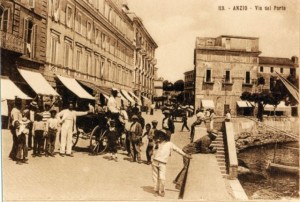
[201,100,215,109]
[56,75,94,99]
[237,101,253,108]
[77,80,110,96]
[18,68,59,96]
[1,77,31,100]
[103,94,110,100]
[112,88,129,106]
[142,95,152,105]
[128,91,142,105]
[121,89,135,104]
[265,101,290,111]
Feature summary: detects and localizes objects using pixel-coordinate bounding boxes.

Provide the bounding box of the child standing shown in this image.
[143,121,158,165]
[106,120,118,162]
[45,109,60,157]
[32,114,46,157]
[152,130,192,197]
[15,119,30,165]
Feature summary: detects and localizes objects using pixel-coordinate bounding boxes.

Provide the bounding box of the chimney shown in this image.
[291,56,299,67]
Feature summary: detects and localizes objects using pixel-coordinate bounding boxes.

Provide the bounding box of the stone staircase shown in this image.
[210,133,228,177]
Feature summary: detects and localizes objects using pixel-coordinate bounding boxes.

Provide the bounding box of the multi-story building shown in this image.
[129,13,158,100]
[194,35,261,115]
[0,0,48,96]
[183,70,195,105]
[258,56,298,116]
[258,56,298,90]
[43,0,136,104]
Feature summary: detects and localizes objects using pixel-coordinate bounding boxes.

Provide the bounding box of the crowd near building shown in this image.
[0,0,158,127]
[192,35,299,117]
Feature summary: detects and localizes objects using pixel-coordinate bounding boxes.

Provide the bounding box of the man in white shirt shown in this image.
[56,103,89,157]
[152,130,192,197]
[107,89,120,114]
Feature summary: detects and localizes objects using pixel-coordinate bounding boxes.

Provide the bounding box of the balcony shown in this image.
[0,31,25,55]
[203,78,214,84]
[242,79,256,87]
[222,79,233,86]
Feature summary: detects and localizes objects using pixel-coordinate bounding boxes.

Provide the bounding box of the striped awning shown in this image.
[18,68,59,96]
[237,101,253,108]
[56,75,94,100]
[264,101,290,111]
[121,90,135,104]
[1,77,31,100]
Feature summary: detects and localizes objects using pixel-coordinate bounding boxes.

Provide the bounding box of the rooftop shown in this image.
[259,56,297,66]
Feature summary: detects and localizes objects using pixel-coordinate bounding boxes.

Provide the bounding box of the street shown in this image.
[2,110,193,201]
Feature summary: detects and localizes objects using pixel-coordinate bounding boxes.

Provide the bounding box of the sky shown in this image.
[127,0,299,82]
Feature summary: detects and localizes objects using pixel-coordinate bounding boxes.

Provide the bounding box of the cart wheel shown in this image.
[90,126,107,155]
[72,130,80,147]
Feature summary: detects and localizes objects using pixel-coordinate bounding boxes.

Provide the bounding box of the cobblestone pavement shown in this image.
[2,110,193,201]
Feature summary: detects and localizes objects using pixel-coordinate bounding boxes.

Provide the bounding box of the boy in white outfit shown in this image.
[152,130,192,197]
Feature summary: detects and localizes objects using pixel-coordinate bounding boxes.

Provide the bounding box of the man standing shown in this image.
[162,110,174,141]
[173,129,218,190]
[56,103,89,157]
[129,115,143,163]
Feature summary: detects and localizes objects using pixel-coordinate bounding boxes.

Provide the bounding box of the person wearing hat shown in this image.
[10,98,22,127]
[173,129,218,190]
[152,130,192,197]
[129,115,143,163]
[106,119,119,162]
[32,113,46,157]
[190,107,207,141]
[162,109,174,141]
[45,109,60,157]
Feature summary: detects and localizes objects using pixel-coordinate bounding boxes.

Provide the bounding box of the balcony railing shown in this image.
[0,31,25,54]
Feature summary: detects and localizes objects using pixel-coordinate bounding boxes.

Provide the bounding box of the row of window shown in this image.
[259,66,291,74]
[50,0,133,42]
[204,69,252,84]
[50,34,132,87]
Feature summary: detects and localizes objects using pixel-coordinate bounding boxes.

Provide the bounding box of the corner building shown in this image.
[44,0,135,102]
[194,35,261,116]
[0,0,47,95]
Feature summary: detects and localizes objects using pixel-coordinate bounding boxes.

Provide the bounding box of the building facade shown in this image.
[258,56,298,116]
[258,56,298,91]
[44,0,136,101]
[0,0,48,96]
[129,13,158,99]
[194,35,261,116]
[183,69,195,105]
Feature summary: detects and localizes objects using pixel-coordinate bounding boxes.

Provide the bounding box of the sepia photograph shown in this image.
[0,0,299,201]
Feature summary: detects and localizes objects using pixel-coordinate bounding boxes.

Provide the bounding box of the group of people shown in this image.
[8,98,93,164]
[8,92,222,198]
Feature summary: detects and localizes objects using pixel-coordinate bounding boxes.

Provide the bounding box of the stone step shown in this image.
[216,150,225,154]
[216,156,226,161]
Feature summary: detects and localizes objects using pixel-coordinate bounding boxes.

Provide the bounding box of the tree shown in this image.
[176,92,184,103]
[173,80,184,91]
[163,80,174,91]
[240,91,280,121]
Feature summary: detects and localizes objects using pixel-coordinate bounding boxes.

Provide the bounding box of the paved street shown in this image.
[2,110,192,201]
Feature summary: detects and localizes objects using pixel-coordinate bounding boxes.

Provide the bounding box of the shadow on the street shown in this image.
[141,186,156,195]
[72,146,91,154]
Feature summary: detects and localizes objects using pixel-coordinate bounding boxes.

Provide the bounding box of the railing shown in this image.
[225,122,238,179]
[0,31,25,54]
